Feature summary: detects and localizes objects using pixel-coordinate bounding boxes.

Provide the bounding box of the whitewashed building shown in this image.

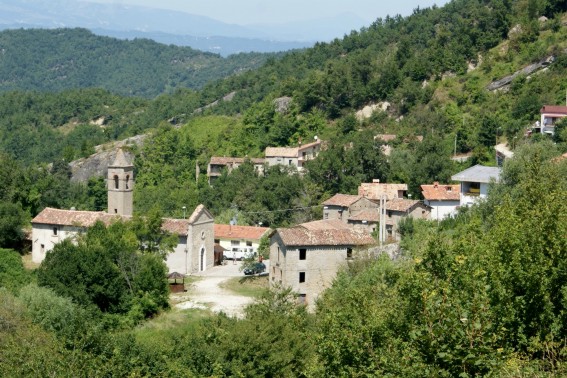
[420,182,460,221]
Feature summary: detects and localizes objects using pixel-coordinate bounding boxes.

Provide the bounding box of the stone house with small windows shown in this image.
[269,222,375,309]
[322,194,379,232]
[384,198,431,241]
[207,156,266,184]
[31,149,214,274]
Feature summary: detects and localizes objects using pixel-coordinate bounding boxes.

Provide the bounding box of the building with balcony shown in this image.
[538,105,567,135]
[451,165,501,206]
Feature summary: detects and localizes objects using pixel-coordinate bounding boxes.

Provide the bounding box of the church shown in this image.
[31,149,214,274]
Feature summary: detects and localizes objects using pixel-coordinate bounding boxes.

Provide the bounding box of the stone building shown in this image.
[269,223,375,309]
[31,149,214,274]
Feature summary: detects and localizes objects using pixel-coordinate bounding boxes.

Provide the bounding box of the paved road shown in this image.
[174,260,270,318]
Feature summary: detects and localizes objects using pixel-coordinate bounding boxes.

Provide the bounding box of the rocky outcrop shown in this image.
[69,135,146,183]
[355,102,390,121]
[486,55,556,91]
[273,96,292,113]
[193,91,237,114]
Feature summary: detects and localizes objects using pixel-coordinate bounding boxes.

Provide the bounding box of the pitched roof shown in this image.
[358,182,408,200]
[451,165,501,184]
[299,219,352,230]
[109,148,133,168]
[209,156,265,165]
[265,147,298,158]
[31,208,125,227]
[298,140,321,151]
[187,204,213,224]
[276,227,375,247]
[348,210,379,222]
[385,198,421,212]
[420,183,460,201]
[214,224,270,240]
[541,105,567,115]
[322,194,362,207]
[161,218,190,236]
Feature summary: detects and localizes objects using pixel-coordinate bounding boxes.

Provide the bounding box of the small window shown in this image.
[387,211,392,218]
[299,272,305,283]
[231,240,240,246]
[299,248,306,260]
[288,159,292,165]
[114,175,119,189]
[40,244,45,253]
[114,208,118,214]
[125,175,130,189]
[324,212,329,219]
[214,239,220,244]
[298,294,307,305]
[246,241,252,247]
[53,227,58,236]
[347,248,353,259]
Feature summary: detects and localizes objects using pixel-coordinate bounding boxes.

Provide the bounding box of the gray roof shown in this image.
[451,165,501,184]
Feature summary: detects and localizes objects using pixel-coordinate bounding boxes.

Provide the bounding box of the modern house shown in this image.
[207,156,265,184]
[451,165,501,206]
[214,224,270,260]
[31,149,215,274]
[538,105,567,135]
[269,224,375,309]
[384,198,431,240]
[420,182,460,221]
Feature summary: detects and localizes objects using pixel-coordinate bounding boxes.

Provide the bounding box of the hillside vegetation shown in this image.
[0,28,273,97]
[2,0,567,376]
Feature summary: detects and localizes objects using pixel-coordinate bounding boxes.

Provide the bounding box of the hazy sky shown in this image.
[88,0,451,25]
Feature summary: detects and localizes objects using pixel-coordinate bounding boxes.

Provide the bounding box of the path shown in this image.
[174,260,269,318]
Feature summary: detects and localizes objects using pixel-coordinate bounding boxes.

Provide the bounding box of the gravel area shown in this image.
[174,260,270,318]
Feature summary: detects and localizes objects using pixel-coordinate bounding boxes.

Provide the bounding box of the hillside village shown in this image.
[2,1,567,376]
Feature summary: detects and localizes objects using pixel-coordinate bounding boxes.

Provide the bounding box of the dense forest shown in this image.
[0,28,274,97]
[2,0,567,375]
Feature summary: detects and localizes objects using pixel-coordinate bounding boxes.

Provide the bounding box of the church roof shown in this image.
[31,208,126,227]
[109,148,133,168]
[187,204,213,224]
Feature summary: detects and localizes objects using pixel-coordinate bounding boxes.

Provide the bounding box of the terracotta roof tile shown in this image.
[31,208,126,227]
[161,218,190,236]
[276,227,375,247]
[214,224,270,240]
[420,183,460,201]
[297,140,321,151]
[385,198,420,212]
[265,147,298,158]
[348,210,379,222]
[358,182,407,200]
[299,219,351,230]
[541,105,567,114]
[322,194,362,207]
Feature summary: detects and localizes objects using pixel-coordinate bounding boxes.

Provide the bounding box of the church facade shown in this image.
[31,149,214,274]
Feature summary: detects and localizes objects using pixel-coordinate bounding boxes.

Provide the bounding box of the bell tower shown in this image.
[107,149,134,216]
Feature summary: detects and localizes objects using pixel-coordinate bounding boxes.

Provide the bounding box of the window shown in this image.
[298,294,307,305]
[214,239,219,244]
[324,212,329,219]
[40,244,45,253]
[231,240,240,247]
[277,247,280,262]
[246,241,252,247]
[114,175,119,189]
[299,248,306,260]
[299,272,305,283]
[125,175,130,189]
[53,227,58,236]
[288,159,292,165]
[387,211,392,218]
[114,209,118,214]
[347,248,353,259]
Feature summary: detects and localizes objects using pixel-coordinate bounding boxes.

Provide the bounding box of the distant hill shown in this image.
[0,28,275,97]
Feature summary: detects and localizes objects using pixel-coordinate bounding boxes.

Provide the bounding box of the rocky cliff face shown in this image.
[69,135,146,183]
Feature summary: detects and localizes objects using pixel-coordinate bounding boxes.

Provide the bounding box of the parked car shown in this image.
[243,262,266,275]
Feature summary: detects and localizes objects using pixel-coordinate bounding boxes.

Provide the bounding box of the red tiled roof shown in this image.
[299,219,351,230]
[276,227,375,247]
[322,194,362,207]
[31,208,126,227]
[265,147,298,158]
[385,198,420,212]
[161,218,190,236]
[358,182,408,200]
[541,105,567,115]
[298,140,321,151]
[348,210,379,222]
[420,183,460,201]
[214,224,270,240]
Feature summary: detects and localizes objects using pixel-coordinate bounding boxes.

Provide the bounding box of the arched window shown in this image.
[114,175,119,189]
[125,175,130,189]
